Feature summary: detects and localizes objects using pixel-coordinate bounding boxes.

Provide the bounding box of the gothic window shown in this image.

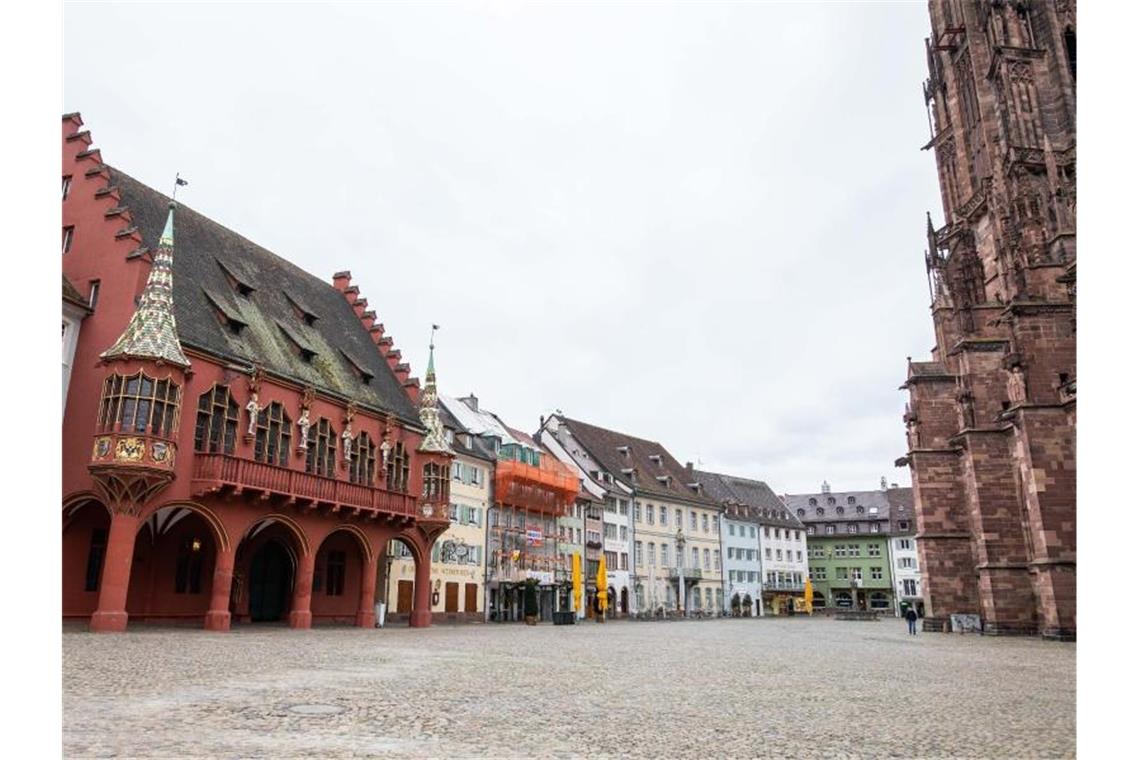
[254,402,291,467]
[349,432,376,485]
[386,441,409,492]
[305,418,337,478]
[423,462,446,500]
[98,371,181,437]
[84,527,107,592]
[174,537,203,594]
[194,385,239,454]
[325,550,346,596]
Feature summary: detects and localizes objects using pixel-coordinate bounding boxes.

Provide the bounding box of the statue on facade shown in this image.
[245,390,261,437]
[297,387,314,452]
[1007,365,1027,405]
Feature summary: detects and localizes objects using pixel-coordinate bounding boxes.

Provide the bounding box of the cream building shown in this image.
[383,400,494,623]
[540,415,724,616]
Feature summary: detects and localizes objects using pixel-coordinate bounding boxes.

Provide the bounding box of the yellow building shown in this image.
[383,403,495,623]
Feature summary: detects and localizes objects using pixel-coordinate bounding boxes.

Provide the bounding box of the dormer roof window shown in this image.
[216,259,256,298]
[284,291,319,326]
[616,445,630,457]
[649,454,663,466]
[656,474,671,487]
[339,349,374,386]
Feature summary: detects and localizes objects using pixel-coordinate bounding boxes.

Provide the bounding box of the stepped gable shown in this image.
[558,416,717,506]
[692,470,803,528]
[107,168,421,426]
[330,271,420,405]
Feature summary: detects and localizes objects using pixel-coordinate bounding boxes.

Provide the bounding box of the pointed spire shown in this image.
[102,202,190,368]
[417,324,451,454]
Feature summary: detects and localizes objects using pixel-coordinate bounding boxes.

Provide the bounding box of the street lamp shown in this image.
[675,528,686,617]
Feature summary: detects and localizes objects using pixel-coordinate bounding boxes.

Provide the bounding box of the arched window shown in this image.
[827,496,836,506]
[194,385,238,454]
[836,506,845,515]
[386,441,409,491]
[254,402,291,467]
[796,508,805,517]
[98,371,181,437]
[856,505,865,514]
[847,496,856,505]
[305,418,336,477]
[808,498,817,507]
[349,432,376,485]
[174,536,204,594]
[816,508,824,516]
[423,461,446,499]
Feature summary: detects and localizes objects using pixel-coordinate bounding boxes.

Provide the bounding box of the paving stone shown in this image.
[63,618,1074,758]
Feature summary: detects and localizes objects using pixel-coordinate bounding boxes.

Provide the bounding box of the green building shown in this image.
[784,484,895,612]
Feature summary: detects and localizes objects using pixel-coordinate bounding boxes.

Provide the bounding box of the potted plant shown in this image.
[731,592,741,617]
[523,578,539,626]
[742,593,753,617]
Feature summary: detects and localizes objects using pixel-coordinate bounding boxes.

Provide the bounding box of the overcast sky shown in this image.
[65,1,940,494]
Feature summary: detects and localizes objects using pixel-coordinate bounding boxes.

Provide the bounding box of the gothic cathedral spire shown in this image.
[417,325,452,454]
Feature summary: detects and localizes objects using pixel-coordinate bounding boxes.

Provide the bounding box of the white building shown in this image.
[537,416,635,617]
[63,275,91,414]
[693,469,807,616]
[885,484,921,617]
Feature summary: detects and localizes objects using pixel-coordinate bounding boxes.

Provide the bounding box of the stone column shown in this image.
[90,509,141,633]
[288,552,315,629]
[204,544,235,632]
[356,554,379,628]
[410,554,433,628]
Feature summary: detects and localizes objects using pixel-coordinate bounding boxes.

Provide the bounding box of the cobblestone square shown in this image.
[63,618,1074,758]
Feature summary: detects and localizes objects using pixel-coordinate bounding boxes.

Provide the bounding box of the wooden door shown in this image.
[465,583,478,612]
[445,582,459,612]
[397,580,413,613]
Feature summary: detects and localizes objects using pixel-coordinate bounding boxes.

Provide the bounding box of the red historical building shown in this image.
[62,113,454,632]
[898,2,1076,638]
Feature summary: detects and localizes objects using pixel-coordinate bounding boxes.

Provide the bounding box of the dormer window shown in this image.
[847,496,856,505]
[339,350,374,386]
[809,498,818,507]
[284,291,319,326]
[649,454,662,466]
[816,507,824,516]
[217,260,256,299]
[278,322,317,364]
[856,505,865,514]
[796,508,805,517]
[616,445,630,457]
[827,496,836,506]
[836,506,844,515]
[655,475,670,486]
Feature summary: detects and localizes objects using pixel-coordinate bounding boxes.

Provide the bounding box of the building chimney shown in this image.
[881,476,888,490]
[821,480,831,494]
[891,482,899,488]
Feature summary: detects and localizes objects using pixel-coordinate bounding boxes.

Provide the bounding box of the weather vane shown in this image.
[429,323,440,350]
[172,173,188,201]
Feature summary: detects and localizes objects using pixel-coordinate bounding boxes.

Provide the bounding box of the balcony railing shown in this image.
[763,582,806,592]
[191,453,416,518]
[666,568,704,581]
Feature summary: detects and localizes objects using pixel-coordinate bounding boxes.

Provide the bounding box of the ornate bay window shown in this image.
[305,418,337,478]
[386,441,409,492]
[254,402,292,467]
[97,371,181,437]
[194,385,239,454]
[349,432,376,485]
[423,462,446,501]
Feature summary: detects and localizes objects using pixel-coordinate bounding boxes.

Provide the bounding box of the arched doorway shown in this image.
[249,541,292,622]
[812,591,826,610]
[620,586,629,615]
[311,528,371,626]
[380,537,419,626]
[607,585,616,618]
[127,505,226,624]
[62,498,111,620]
[233,517,307,625]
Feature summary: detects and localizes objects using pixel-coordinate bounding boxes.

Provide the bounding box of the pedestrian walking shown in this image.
[905,606,918,635]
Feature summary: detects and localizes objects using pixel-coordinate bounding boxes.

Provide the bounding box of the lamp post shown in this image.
[675,528,686,617]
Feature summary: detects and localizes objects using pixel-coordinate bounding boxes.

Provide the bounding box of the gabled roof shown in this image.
[108,168,420,425]
[555,416,718,507]
[437,398,501,464]
[692,470,804,528]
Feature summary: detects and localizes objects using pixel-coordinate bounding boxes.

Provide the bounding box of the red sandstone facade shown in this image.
[898,2,1076,638]
[62,114,453,632]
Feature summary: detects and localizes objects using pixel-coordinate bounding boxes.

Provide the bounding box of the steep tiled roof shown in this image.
[885,487,915,532]
[692,470,804,528]
[63,275,89,310]
[556,416,718,507]
[438,401,497,463]
[783,489,892,525]
[108,168,420,425]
